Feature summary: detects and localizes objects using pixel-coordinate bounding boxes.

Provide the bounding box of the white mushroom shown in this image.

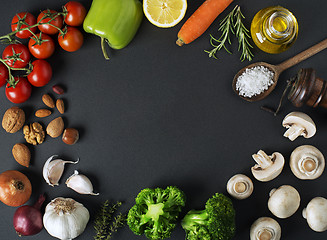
[268,185,300,219]
[282,112,316,141]
[227,174,254,200]
[290,145,325,180]
[250,217,281,240]
[303,197,327,232]
[251,150,285,182]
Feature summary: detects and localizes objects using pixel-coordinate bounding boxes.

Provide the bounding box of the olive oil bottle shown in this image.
[251,6,298,54]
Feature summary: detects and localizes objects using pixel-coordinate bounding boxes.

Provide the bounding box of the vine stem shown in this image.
[0,11,66,41]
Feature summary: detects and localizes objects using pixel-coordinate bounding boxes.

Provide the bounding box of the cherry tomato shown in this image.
[64,1,87,26]
[0,63,9,88]
[2,44,31,68]
[58,27,83,52]
[27,60,52,87]
[37,10,63,35]
[28,33,55,59]
[6,77,32,104]
[11,12,37,39]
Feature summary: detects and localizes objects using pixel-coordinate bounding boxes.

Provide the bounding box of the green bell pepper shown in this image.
[83,0,143,60]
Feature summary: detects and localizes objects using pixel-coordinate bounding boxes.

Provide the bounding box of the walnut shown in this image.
[23,122,45,145]
[2,107,25,133]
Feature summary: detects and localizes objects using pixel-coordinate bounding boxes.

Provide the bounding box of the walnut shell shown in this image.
[12,143,31,167]
[46,117,64,138]
[2,107,25,133]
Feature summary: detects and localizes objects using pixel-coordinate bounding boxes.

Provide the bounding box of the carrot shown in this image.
[176,0,233,46]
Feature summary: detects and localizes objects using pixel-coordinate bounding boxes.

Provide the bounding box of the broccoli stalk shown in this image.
[181,193,236,240]
[127,186,186,240]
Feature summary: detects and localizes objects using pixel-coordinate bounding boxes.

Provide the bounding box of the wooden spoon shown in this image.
[232,38,327,102]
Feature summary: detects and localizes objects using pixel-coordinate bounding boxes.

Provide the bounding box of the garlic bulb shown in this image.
[43,197,89,240]
[43,155,79,187]
[66,170,99,195]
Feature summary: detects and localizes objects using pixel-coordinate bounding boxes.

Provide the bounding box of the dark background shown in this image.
[0,0,327,239]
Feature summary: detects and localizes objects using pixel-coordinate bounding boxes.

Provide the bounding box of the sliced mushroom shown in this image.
[303,197,327,232]
[250,217,281,240]
[290,145,325,180]
[227,174,254,200]
[282,112,316,141]
[251,150,284,182]
[268,185,300,219]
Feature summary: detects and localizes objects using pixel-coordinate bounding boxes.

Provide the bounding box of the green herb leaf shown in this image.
[205,5,253,61]
[94,201,126,240]
[233,6,253,62]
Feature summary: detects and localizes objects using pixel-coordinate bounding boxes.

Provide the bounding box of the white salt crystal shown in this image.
[236,66,275,98]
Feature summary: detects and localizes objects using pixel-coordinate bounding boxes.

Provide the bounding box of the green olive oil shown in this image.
[251,6,298,54]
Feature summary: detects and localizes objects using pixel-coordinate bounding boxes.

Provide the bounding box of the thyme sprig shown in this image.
[94,200,127,240]
[205,5,253,61]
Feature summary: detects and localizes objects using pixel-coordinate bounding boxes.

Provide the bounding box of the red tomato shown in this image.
[0,63,9,88]
[28,33,55,59]
[64,1,87,26]
[37,10,63,35]
[27,60,52,87]
[11,12,37,39]
[58,27,83,52]
[6,77,32,104]
[2,44,31,68]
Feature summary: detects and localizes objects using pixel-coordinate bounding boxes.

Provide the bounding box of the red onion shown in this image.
[13,194,45,236]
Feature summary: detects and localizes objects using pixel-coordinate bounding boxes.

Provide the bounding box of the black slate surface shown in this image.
[0,0,327,239]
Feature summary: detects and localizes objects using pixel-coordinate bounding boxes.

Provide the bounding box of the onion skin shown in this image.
[13,194,45,236]
[0,170,32,207]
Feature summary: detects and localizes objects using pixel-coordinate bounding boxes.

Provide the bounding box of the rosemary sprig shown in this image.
[204,6,236,59]
[94,201,127,240]
[233,6,253,62]
[205,5,253,61]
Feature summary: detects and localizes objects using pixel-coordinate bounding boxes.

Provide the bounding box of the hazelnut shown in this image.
[62,128,79,145]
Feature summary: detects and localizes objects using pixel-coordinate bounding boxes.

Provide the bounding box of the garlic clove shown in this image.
[43,155,79,187]
[66,170,99,195]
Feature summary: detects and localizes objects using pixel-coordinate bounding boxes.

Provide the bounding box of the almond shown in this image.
[42,94,55,108]
[56,99,65,114]
[12,143,31,167]
[46,117,64,138]
[35,109,52,118]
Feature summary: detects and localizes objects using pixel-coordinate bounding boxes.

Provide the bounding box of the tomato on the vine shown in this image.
[27,60,52,87]
[58,26,83,52]
[37,10,63,35]
[11,12,37,39]
[0,63,9,88]
[2,44,31,68]
[5,77,32,104]
[64,1,87,26]
[28,33,55,59]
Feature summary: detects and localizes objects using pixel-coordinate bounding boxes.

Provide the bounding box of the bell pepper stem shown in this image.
[101,37,110,60]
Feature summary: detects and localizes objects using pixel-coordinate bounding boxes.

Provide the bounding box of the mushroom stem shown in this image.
[234,181,247,194]
[300,156,317,174]
[283,125,305,141]
[252,150,273,169]
[258,229,273,240]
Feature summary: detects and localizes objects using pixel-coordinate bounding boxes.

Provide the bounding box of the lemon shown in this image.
[143,0,187,28]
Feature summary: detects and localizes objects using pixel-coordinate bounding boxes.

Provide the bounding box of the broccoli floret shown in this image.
[127,186,186,240]
[181,193,235,240]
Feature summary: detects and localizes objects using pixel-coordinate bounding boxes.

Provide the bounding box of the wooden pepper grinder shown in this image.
[288,68,327,108]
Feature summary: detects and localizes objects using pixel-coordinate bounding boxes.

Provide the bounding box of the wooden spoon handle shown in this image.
[276,38,327,72]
